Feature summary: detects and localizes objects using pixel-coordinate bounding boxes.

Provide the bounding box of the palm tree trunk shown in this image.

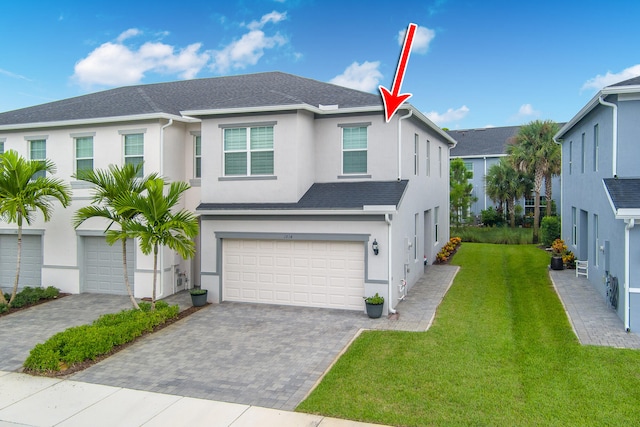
[9,219,23,306]
[545,174,553,217]
[533,169,543,244]
[122,238,140,310]
[151,244,158,311]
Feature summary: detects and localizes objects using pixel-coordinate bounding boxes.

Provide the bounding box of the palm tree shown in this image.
[544,141,562,217]
[114,178,198,310]
[0,150,71,306]
[507,120,559,243]
[486,158,531,228]
[73,163,158,310]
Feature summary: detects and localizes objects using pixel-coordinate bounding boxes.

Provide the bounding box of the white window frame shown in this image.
[569,141,573,175]
[414,213,419,261]
[434,206,440,243]
[74,135,94,174]
[223,125,274,176]
[426,140,431,176]
[438,146,442,178]
[414,134,419,175]
[581,132,586,174]
[572,207,577,247]
[0,138,5,154]
[28,138,47,179]
[594,213,599,267]
[119,129,146,178]
[194,134,202,178]
[463,161,474,179]
[341,125,368,175]
[593,124,599,172]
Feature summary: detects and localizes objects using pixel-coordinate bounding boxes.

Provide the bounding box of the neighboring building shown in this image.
[448,125,561,220]
[0,72,455,315]
[555,76,640,331]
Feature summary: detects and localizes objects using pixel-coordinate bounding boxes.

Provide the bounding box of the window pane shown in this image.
[343,151,367,174]
[195,136,201,156]
[195,157,202,178]
[125,157,143,177]
[250,127,273,150]
[77,158,93,172]
[76,137,93,158]
[0,141,4,154]
[124,134,144,155]
[343,127,367,149]
[30,140,46,160]
[224,128,247,151]
[251,151,274,175]
[225,152,247,175]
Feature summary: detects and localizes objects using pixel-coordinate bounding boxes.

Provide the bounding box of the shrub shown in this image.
[0,303,7,314]
[541,216,561,247]
[43,286,60,299]
[435,237,462,264]
[481,207,504,227]
[24,302,179,373]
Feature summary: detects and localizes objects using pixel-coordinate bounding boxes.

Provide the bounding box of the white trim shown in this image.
[450,154,509,159]
[602,180,640,220]
[197,208,397,216]
[0,113,195,131]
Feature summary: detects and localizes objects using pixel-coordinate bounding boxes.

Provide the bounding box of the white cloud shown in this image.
[211,30,286,74]
[330,61,382,92]
[73,28,210,87]
[0,68,30,81]
[397,25,435,54]
[425,105,469,125]
[581,64,640,92]
[247,11,287,30]
[518,103,539,116]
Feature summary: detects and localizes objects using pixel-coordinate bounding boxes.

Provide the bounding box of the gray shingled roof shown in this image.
[197,180,408,211]
[604,178,640,209]
[447,126,521,157]
[0,72,382,126]
[607,76,640,87]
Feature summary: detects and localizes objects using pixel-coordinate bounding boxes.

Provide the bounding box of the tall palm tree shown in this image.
[73,163,158,310]
[114,178,198,310]
[0,150,71,306]
[507,120,559,243]
[544,141,562,217]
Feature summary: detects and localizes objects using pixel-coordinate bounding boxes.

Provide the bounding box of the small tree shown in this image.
[485,158,531,228]
[450,158,476,227]
[73,163,158,310]
[114,179,198,310]
[0,150,71,306]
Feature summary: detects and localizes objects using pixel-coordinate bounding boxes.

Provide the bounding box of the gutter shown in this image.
[385,213,396,314]
[597,96,618,177]
[0,113,195,131]
[625,218,635,331]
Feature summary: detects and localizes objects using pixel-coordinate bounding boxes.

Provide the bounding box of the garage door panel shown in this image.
[223,239,364,311]
[0,235,42,288]
[83,237,134,295]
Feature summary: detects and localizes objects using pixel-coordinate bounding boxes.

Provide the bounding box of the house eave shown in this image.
[614,209,640,220]
[195,208,398,216]
[0,113,198,131]
[181,104,384,118]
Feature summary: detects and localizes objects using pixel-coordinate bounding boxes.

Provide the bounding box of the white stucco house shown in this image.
[0,72,455,315]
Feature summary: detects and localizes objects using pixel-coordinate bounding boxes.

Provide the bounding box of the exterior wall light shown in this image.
[372,239,379,255]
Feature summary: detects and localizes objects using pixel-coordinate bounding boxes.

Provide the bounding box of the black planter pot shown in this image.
[365,302,384,318]
[190,290,208,307]
[550,256,564,270]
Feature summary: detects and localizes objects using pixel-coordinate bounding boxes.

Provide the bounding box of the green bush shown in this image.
[24,303,179,373]
[541,216,561,247]
[0,303,7,314]
[481,207,504,227]
[6,286,60,309]
[43,286,60,299]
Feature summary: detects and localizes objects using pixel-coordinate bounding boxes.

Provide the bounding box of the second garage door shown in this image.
[0,234,42,288]
[223,239,365,311]
[83,236,134,295]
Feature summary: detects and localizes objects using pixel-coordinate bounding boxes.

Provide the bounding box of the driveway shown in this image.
[0,294,136,371]
[70,302,378,410]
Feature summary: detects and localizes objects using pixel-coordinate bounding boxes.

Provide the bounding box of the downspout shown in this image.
[159,119,173,298]
[385,213,396,314]
[598,96,618,177]
[397,110,413,181]
[624,218,635,331]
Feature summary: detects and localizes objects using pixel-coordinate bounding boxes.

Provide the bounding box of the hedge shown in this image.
[24,301,179,373]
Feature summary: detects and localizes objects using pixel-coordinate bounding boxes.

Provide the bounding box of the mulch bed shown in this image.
[0,294,71,318]
[23,302,211,378]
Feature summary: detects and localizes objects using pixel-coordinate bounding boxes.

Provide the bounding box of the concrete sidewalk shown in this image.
[0,371,388,427]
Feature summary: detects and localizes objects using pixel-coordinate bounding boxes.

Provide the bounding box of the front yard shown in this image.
[298,243,640,426]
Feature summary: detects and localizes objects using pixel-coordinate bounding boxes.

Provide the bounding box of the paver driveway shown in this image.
[0,294,136,371]
[70,302,379,410]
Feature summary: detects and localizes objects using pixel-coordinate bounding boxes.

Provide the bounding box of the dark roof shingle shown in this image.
[197,180,408,211]
[447,126,521,157]
[604,178,640,210]
[0,72,382,126]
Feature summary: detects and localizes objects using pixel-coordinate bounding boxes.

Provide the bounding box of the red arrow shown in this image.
[379,23,417,122]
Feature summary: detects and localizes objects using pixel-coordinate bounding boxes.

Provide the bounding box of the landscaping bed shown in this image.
[0,286,67,317]
[23,301,209,377]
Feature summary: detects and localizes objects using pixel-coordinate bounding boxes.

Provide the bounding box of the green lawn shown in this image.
[297,244,640,426]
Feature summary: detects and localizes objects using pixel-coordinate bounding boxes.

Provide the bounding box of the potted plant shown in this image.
[364,292,384,318]
[550,238,566,270]
[190,288,208,307]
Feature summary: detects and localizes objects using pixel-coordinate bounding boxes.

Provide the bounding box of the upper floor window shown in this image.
[569,141,573,175]
[464,161,474,178]
[0,139,4,154]
[224,126,274,176]
[414,134,419,175]
[75,136,93,173]
[438,146,442,178]
[593,124,599,172]
[29,139,46,179]
[194,135,202,178]
[581,132,586,174]
[342,126,367,174]
[426,140,431,176]
[124,133,144,177]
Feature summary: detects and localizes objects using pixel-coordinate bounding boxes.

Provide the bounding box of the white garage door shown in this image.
[0,234,42,288]
[83,236,134,295]
[223,239,365,311]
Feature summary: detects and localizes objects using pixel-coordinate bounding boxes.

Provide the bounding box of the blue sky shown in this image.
[2,0,639,129]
